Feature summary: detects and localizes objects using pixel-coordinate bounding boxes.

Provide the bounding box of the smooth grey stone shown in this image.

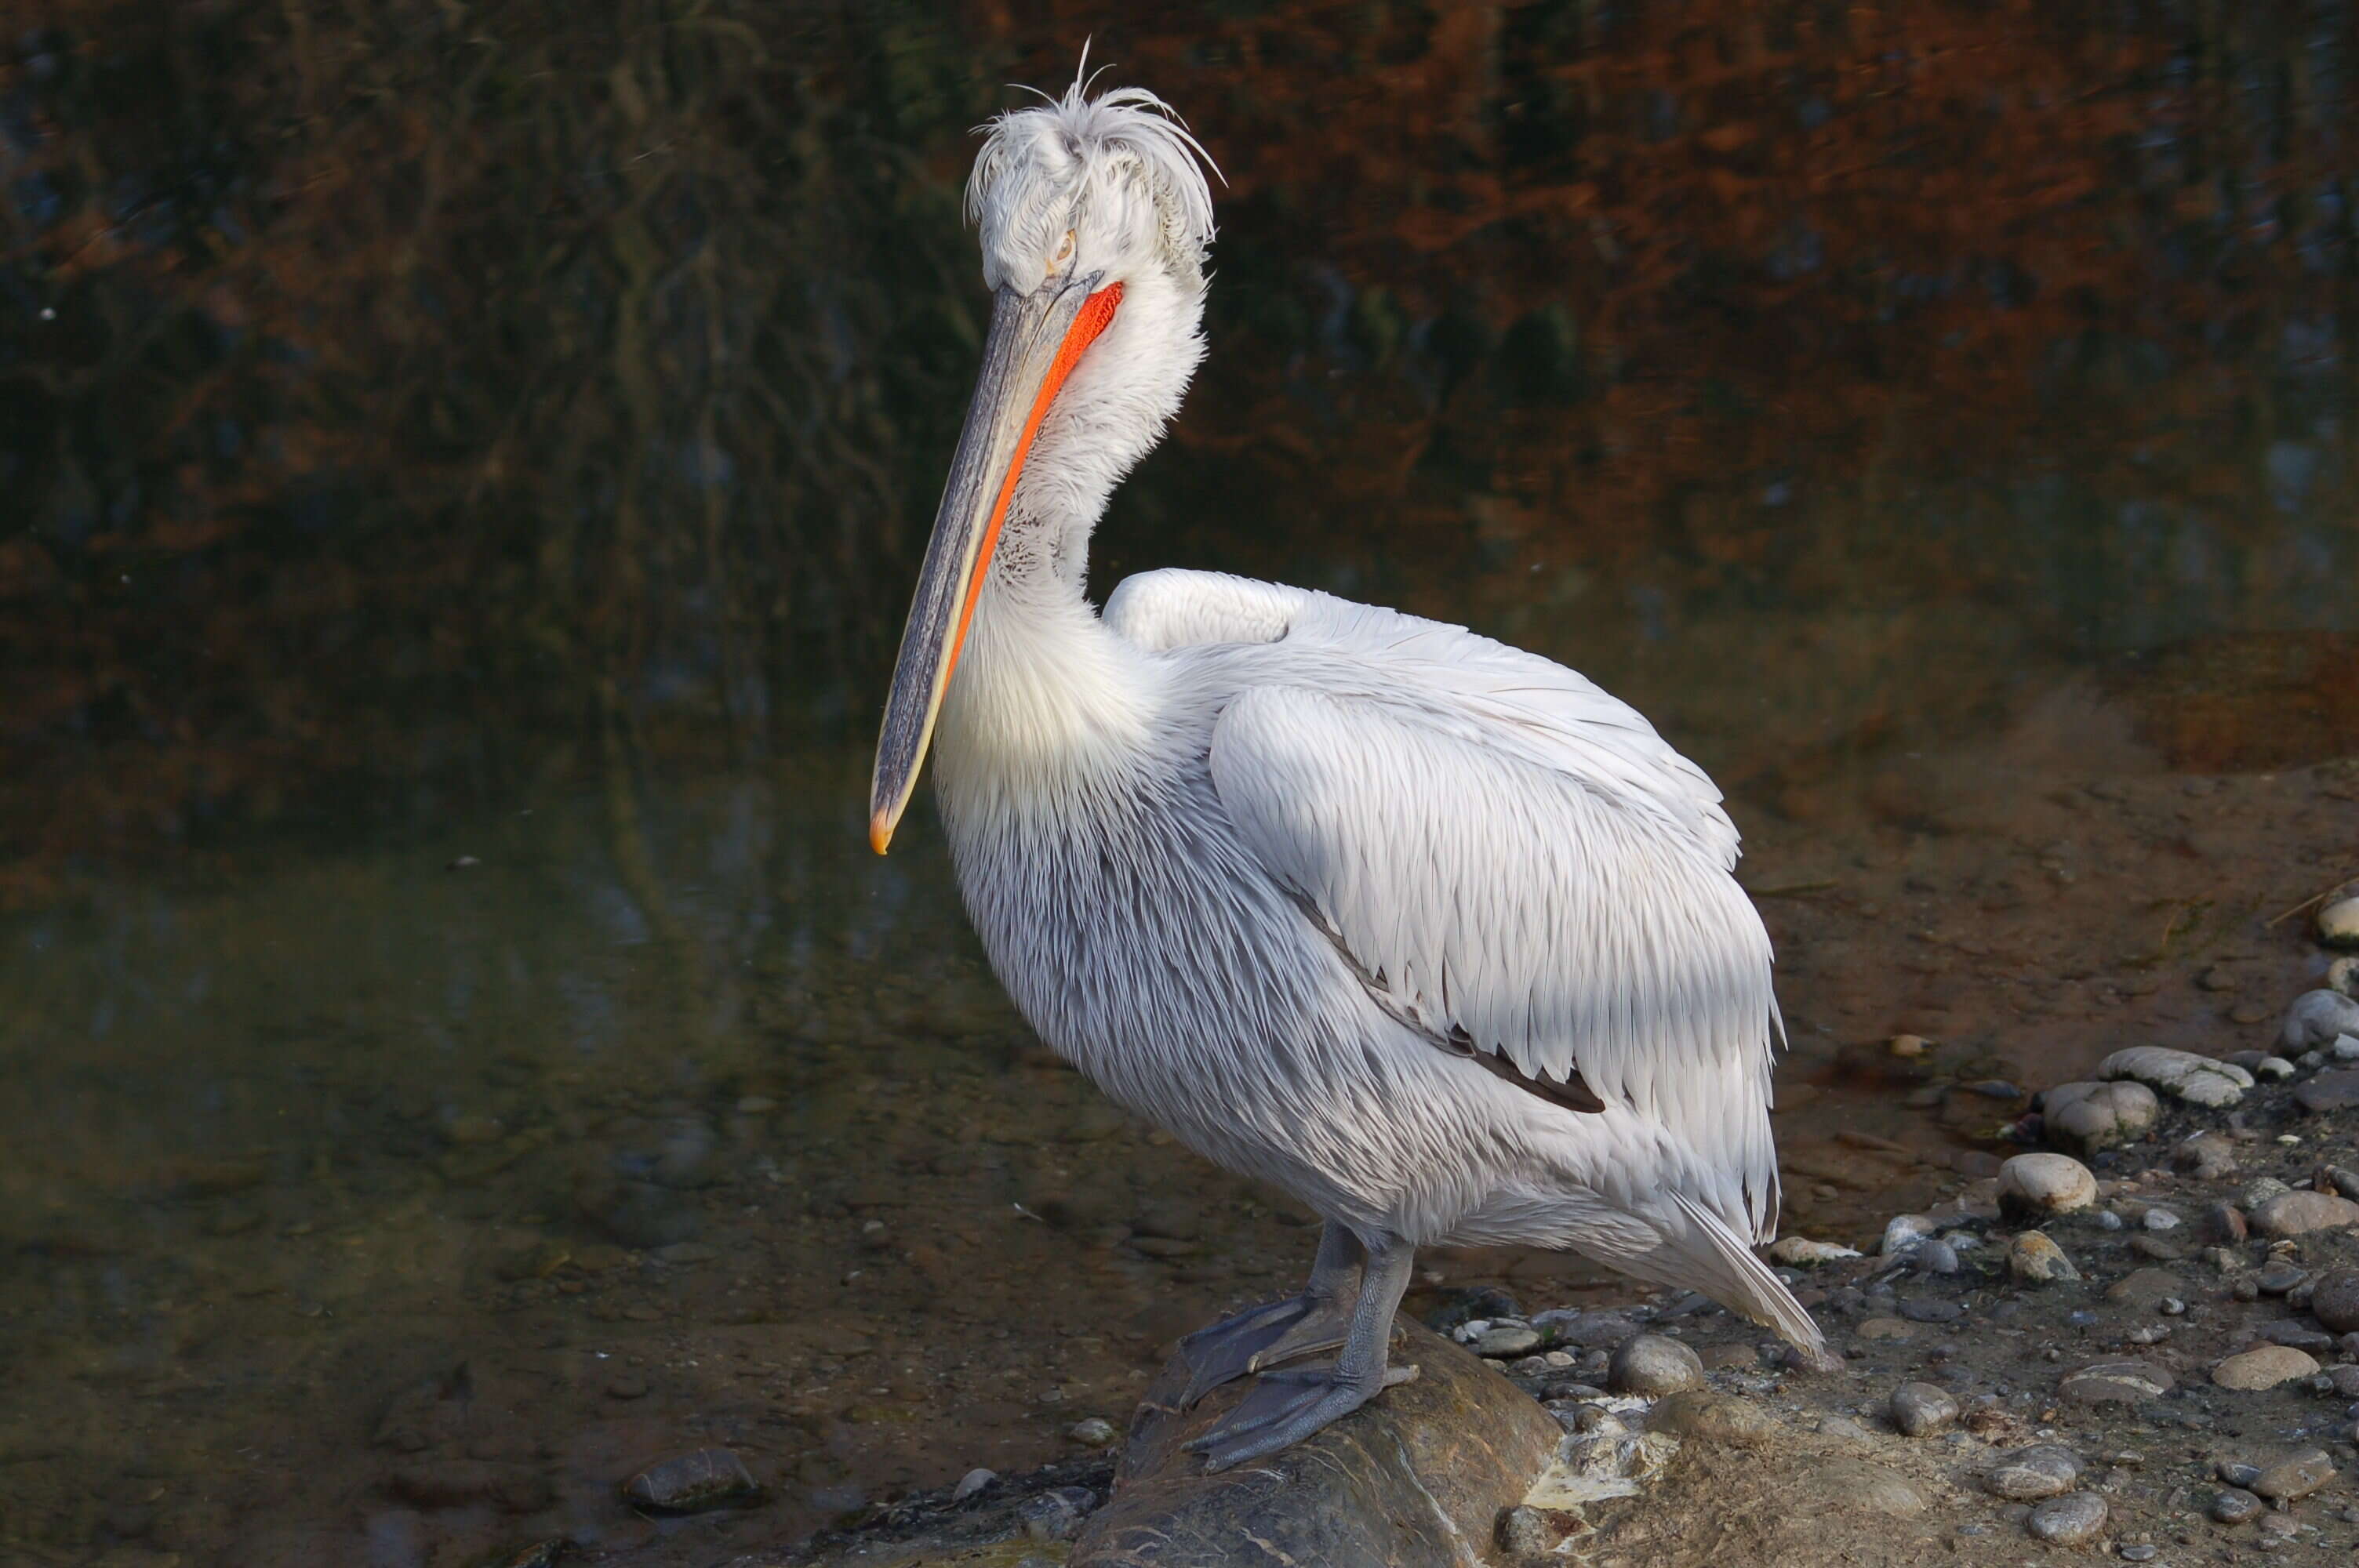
[2313,1268,2359,1333]
[2025,1490,2106,1544]
[2211,1486,2263,1523]
[1609,1333,1705,1396]
[2252,1449,2339,1501]
[1889,1381,1959,1438]
[1986,1443,2081,1500]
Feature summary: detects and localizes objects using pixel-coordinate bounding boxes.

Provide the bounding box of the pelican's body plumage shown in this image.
[871,67,1823,1468]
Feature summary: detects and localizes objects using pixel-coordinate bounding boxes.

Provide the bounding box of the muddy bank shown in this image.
[4,746,2357,1566]
[754,971,2359,1568]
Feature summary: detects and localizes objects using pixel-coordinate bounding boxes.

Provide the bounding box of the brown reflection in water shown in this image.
[2107,631,2359,771]
[3,1,2354,895]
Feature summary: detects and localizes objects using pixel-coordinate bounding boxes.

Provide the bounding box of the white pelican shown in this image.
[869,68,1825,1469]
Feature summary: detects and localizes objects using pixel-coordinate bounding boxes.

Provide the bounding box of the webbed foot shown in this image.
[1183,1362,1419,1471]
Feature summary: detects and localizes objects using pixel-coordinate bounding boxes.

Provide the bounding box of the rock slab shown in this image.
[2098,1046,2252,1108]
[1069,1319,1558,1568]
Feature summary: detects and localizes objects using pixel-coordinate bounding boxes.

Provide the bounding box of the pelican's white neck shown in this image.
[933,550,1158,808]
[932,266,1203,806]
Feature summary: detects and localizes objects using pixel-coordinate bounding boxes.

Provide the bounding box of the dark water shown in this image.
[4,5,2358,1563]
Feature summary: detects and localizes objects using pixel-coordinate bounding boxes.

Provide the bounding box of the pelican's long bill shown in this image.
[869,275,1124,854]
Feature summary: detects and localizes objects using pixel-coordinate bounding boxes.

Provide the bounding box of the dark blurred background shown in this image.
[5,1,2354,906]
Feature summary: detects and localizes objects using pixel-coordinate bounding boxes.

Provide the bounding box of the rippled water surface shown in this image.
[5,4,2359,1563]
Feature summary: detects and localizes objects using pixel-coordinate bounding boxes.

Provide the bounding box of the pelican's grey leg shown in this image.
[1176,1221,1364,1406]
[1184,1236,1418,1471]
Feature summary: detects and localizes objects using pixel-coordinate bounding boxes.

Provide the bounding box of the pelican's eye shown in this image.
[1052,229,1075,268]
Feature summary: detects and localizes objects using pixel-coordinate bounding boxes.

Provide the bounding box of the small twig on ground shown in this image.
[2266,869,2358,929]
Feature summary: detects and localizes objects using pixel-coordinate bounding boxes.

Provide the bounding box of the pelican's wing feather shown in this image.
[1177,575,1782,1240]
[1103,567,1307,651]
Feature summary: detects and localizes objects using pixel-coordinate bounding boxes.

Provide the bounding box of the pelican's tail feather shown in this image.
[1633,1192,1826,1357]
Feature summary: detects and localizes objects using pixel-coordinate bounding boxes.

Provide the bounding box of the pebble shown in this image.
[2282,989,2359,1052]
[2317,886,2359,949]
[2026,1490,2107,1545]
[622,1448,760,1513]
[1609,1334,1703,1396]
[1645,1388,1776,1447]
[1066,1417,1117,1446]
[2141,1206,2182,1231]
[2041,1080,2160,1152]
[2252,1449,2339,1501]
[2102,1268,2183,1308]
[2216,1459,2263,1488]
[1914,1239,1961,1276]
[952,1468,996,1501]
[1986,1443,2082,1501]
[2008,1230,2081,1284]
[2243,1176,2294,1210]
[2333,955,2359,996]
[2204,1202,2249,1244]
[2175,1129,2237,1176]
[2252,1189,2359,1236]
[2258,1319,2335,1351]
[2211,1486,2264,1523]
[2255,1260,2308,1294]
[1881,1214,1936,1255]
[2059,1359,2173,1404]
[1533,1308,1640,1348]
[1889,1381,1958,1437]
[2098,1045,2253,1107]
[1997,1153,2098,1216]
[2295,1069,2359,1114]
[1896,1296,1963,1323]
[1768,1236,1861,1266]
[1474,1323,1543,1358]
[1018,1487,1097,1544]
[1888,1033,1930,1058]
[2117,1544,2157,1563]
[2212,1345,2319,1390]
[2310,1269,2359,1333]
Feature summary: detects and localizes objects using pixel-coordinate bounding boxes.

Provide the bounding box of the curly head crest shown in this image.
[963,62,1221,292]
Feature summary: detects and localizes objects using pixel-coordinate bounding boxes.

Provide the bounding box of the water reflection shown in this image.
[3,2,2357,1563]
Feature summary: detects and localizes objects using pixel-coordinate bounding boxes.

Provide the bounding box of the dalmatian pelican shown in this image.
[869,65,1823,1469]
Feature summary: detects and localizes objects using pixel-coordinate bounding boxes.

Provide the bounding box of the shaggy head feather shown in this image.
[965,64,1219,296]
